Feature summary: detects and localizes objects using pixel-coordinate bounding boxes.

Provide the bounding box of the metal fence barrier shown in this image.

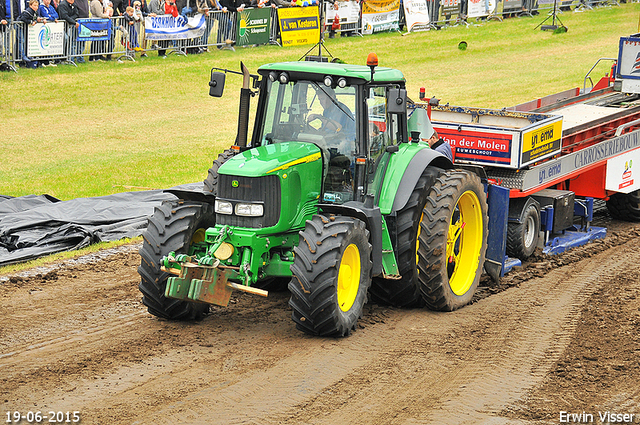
[0,1,629,72]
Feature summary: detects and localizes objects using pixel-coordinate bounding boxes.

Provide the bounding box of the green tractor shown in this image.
[138,56,489,336]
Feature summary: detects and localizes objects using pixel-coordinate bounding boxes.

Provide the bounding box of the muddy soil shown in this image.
[1,212,639,424]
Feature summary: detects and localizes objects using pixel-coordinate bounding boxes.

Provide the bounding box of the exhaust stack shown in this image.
[235,62,252,148]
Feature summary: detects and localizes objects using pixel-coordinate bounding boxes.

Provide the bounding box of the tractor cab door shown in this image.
[365,86,401,204]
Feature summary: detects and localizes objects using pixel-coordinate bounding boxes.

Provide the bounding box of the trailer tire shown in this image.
[369,167,441,308]
[606,190,640,221]
[138,200,214,320]
[203,148,236,195]
[417,170,488,311]
[289,214,372,337]
[506,203,540,260]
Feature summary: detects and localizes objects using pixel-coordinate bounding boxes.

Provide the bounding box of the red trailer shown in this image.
[415,34,640,279]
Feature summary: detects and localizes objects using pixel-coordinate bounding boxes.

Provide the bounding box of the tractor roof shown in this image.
[258,61,406,84]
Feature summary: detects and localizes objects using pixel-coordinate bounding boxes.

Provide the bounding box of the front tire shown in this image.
[203,148,236,195]
[417,170,488,311]
[289,215,372,337]
[138,200,214,320]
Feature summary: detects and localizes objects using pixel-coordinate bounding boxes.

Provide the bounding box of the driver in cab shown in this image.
[307,87,355,138]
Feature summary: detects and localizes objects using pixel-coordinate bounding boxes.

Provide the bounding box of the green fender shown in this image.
[378,143,454,215]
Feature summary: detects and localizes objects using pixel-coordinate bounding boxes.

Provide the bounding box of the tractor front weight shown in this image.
[160,223,298,307]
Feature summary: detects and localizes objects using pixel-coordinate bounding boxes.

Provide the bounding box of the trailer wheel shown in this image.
[369,167,441,308]
[606,190,640,221]
[417,170,488,311]
[289,214,372,337]
[506,203,540,259]
[138,200,214,320]
[203,148,236,195]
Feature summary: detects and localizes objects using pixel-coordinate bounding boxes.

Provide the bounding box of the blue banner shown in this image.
[77,18,112,41]
[144,14,206,40]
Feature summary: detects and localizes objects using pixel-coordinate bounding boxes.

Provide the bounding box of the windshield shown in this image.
[259,79,358,203]
[260,80,356,149]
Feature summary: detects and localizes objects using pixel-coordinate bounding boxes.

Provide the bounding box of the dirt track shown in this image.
[1,213,640,424]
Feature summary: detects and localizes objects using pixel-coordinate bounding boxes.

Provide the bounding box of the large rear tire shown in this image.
[289,215,372,337]
[138,200,214,320]
[369,167,441,308]
[606,190,640,221]
[417,170,488,311]
[203,148,236,195]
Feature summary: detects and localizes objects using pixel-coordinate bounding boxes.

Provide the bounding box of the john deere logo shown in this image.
[232,180,239,188]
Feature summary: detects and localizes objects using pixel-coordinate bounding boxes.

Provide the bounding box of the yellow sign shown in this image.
[278,6,320,47]
[521,119,563,164]
[362,0,400,14]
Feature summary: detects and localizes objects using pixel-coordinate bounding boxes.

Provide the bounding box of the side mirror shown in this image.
[387,88,407,114]
[209,71,226,97]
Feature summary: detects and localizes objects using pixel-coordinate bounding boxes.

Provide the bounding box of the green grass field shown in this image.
[1,4,638,200]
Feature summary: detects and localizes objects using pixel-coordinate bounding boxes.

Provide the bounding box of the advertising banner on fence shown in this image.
[361,0,400,34]
[403,0,430,32]
[502,0,523,12]
[278,6,320,47]
[144,13,206,40]
[466,0,496,18]
[324,0,360,26]
[439,0,461,19]
[236,8,271,46]
[77,18,112,41]
[27,22,64,57]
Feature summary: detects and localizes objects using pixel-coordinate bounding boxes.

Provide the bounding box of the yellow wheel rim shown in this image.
[447,190,483,296]
[191,228,207,245]
[337,244,361,312]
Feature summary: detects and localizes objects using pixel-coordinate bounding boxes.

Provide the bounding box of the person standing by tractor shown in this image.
[427,130,453,161]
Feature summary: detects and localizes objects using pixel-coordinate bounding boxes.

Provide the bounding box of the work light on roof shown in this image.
[269,72,277,82]
[279,72,289,84]
[324,76,333,87]
[337,77,347,88]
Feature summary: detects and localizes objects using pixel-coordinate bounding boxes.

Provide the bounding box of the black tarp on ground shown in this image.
[0,184,202,267]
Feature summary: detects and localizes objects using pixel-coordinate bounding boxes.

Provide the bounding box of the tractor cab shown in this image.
[253,61,408,206]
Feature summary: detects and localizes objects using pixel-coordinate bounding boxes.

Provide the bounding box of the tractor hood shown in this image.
[218,142,322,178]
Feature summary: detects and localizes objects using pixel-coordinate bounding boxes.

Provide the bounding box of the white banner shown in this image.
[618,36,640,79]
[606,151,640,194]
[361,0,400,35]
[324,0,360,25]
[466,0,496,18]
[403,0,430,32]
[144,13,206,40]
[27,22,65,57]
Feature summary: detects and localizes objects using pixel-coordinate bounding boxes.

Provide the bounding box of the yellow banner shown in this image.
[278,6,320,47]
[362,0,401,14]
[521,119,563,164]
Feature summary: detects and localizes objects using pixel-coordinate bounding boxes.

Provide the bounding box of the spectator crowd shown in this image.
[0,0,623,70]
